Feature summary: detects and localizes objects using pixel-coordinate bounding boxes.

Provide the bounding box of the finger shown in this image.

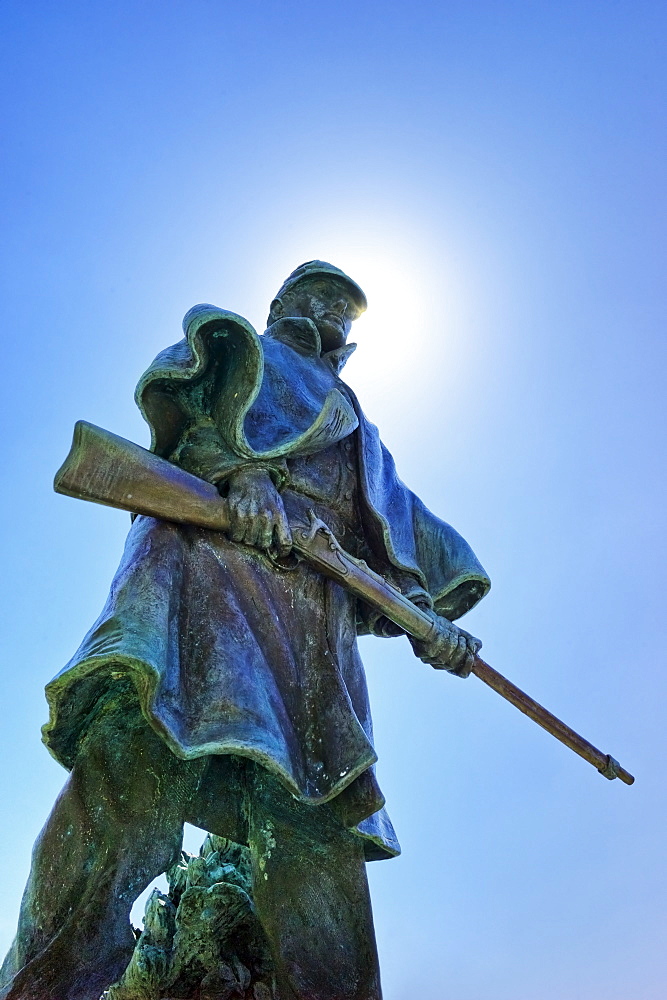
[459,627,482,654]
[469,638,481,660]
[427,635,452,668]
[460,643,476,678]
[237,498,264,547]
[229,508,246,544]
[450,634,468,670]
[257,512,274,551]
[243,517,261,548]
[273,511,293,557]
[237,510,258,547]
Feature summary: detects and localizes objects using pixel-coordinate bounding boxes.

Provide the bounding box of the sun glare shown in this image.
[250,207,478,432]
[337,244,472,422]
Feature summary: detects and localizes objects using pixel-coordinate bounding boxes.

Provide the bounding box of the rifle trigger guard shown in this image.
[598,754,620,780]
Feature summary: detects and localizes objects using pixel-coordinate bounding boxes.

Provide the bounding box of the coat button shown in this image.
[344,490,353,501]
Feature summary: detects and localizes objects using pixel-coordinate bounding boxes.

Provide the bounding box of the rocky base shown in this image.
[101,835,275,1000]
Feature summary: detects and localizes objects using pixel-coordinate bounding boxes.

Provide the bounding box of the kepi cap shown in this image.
[273,261,367,315]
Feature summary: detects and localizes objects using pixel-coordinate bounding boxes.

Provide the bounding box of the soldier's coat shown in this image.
[43,306,490,860]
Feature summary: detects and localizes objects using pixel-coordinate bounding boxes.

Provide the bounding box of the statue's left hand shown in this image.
[225,468,293,556]
[409,612,481,677]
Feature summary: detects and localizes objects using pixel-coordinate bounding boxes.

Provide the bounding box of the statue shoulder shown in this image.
[181,304,260,354]
[135,304,264,458]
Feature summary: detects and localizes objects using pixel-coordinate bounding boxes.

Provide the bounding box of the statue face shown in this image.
[275,278,358,352]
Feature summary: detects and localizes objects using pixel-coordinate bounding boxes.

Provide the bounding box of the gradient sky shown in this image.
[1,2,665,998]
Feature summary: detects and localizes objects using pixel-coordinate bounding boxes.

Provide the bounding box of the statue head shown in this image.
[268,261,367,352]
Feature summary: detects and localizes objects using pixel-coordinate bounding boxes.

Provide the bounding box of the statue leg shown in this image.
[247,769,382,1000]
[0,685,207,1000]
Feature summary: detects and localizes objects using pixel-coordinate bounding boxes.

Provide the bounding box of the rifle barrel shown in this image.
[472,657,635,784]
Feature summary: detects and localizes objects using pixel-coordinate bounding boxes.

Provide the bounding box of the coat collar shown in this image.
[263,317,357,374]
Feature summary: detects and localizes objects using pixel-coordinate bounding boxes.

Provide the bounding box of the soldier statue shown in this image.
[0,262,491,1000]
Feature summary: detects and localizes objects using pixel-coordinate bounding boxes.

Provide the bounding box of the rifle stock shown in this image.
[55,420,231,532]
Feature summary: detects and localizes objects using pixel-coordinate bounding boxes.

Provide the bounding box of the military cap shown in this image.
[273,260,367,315]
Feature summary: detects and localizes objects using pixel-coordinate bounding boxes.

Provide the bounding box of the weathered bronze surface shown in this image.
[8,259,628,1000]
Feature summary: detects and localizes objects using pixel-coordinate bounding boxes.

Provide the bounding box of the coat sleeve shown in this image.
[356,569,432,637]
[168,416,289,490]
[353,402,491,622]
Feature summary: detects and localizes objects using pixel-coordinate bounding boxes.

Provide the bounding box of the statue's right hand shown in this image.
[225,468,292,556]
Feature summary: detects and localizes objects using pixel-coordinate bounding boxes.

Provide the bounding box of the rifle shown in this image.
[54,420,634,786]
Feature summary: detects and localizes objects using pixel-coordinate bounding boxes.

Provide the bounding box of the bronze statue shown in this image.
[0,262,631,1000]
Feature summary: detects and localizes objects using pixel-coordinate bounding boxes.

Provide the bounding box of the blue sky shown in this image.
[1,2,665,997]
